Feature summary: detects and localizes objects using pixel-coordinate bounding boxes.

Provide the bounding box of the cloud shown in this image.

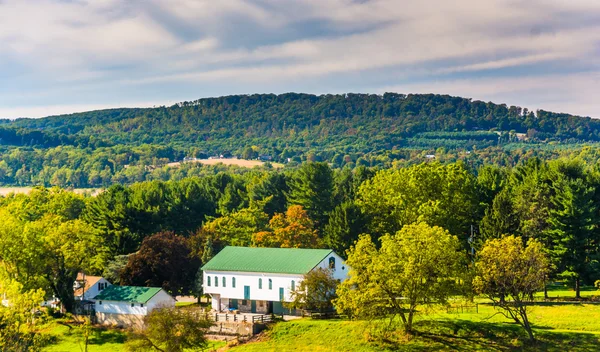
[0,0,600,117]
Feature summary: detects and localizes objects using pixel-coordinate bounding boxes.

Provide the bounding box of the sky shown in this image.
[1,0,600,118]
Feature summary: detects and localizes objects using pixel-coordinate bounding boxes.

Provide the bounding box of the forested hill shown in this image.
[1,93,597,152]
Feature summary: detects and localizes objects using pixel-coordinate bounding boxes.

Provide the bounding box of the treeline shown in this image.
[1,159,599,315]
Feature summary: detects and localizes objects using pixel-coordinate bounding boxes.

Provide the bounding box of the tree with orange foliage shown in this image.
[252,205,321,248]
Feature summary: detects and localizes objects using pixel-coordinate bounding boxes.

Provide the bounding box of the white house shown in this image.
[92,286,176,328]
[202,246,349,315]
[74,273,111,301]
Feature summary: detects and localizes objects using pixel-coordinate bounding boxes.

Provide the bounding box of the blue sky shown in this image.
[1,0,600,118]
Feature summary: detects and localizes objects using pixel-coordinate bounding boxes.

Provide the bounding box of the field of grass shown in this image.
[167,158,284,169]
[231,303,600,351]
[0,187,100,196]
[40,322,226,352]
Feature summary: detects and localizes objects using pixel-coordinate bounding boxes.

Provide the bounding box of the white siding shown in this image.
[203,251,350,306]
[204,270,304,303]
[314,252,349,282]
[81,278,111,300]
[95,300,148,315]
[146,290,176,312]
[94,289,175,315]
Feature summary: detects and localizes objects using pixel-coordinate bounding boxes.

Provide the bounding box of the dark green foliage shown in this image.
[287,162,335,228]
[323,201,368,257]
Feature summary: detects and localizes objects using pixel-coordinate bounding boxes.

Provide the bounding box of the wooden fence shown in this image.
[446,304,478,314]
[205,313,278,324]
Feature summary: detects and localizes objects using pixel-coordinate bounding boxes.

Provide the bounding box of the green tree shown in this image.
[473,236,549,342]
[546,171,598,298]
[357,162,480,245]
[287,268,339,313]
[479,188,518,242]
[335,223,465,334]
[323,201,368,257]
[287,162,334,227]
[125,307,212,352]
[0,275,46,352]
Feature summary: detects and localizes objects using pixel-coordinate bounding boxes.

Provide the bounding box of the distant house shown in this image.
[74,273,111,301]
[93,286,176,328]
[202,247,349,315]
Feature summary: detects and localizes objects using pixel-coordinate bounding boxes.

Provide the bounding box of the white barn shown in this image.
[202,247,349,315]
[92,286,175,328]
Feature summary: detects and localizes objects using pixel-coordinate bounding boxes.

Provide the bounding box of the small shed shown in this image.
[93,286,175,328]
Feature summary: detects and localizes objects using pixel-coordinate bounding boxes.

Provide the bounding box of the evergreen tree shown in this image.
[480,188,518,242]
[323,201,368,256]
[287,162,334,228]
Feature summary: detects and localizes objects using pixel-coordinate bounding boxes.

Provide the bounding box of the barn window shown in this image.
[207,276,211,286]
[232,277,236,288]
[98,301,102,305]
[215,276,218,287]
[141,304,144,308]
[291,280,295,291]
[259,278,263,289]
[222,277,226,287]
[131,303,135,307]
[329,257,336,269]
[268,279,272,290]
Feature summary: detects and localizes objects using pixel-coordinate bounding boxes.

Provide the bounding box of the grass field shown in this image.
[41,322,226,352]
[167,158,284,169]
[0,187,100,196]
[231,303,600,351]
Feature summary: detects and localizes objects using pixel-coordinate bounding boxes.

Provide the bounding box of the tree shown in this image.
[0,189,106,313]
[323,201,368,257]
[473,236,549,342]
[125,307,212,352]
[479,188,518,242]
[0,275,46,352]
[546,171,598,298]
[120,232,200,296]
[287,268,339,313]
[252,205,320,248]
[357,162,480,245]
[335,223,465,333]
[202,207,269,247]
[102,254,132,286]
[287,162,334,228]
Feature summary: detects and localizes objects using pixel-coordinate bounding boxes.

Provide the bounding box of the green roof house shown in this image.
[92,285,175,328]
[202,246,349,315]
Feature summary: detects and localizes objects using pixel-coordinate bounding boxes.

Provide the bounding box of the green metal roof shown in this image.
[202,246,334,274]
[92,286,163,303]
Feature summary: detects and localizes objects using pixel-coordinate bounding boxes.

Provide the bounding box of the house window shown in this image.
[215,276,218,287]
[207,276,211,286]
[268,279,272,290]
[329,257,336,270]
[291,280,295,291]
[232,277,236,288]
[222,277,226,287]
[259,278,262,289]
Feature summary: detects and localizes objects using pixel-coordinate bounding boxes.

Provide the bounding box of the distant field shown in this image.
[0,187,101,196]
[167,158,284,169]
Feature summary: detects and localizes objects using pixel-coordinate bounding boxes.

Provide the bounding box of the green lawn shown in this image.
[41,322,226,352]
[231,303,600,351]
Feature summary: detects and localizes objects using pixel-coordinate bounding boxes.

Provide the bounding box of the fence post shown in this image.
[215,313,218,322]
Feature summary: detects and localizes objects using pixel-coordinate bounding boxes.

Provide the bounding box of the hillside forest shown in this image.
[2,93,600,187]
[1,158,599,316]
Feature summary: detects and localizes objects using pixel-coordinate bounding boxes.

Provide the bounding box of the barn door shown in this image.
[244,286,250,300]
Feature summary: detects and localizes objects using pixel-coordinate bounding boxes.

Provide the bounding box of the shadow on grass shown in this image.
[88,328,127,345]
[374,320,600,351]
